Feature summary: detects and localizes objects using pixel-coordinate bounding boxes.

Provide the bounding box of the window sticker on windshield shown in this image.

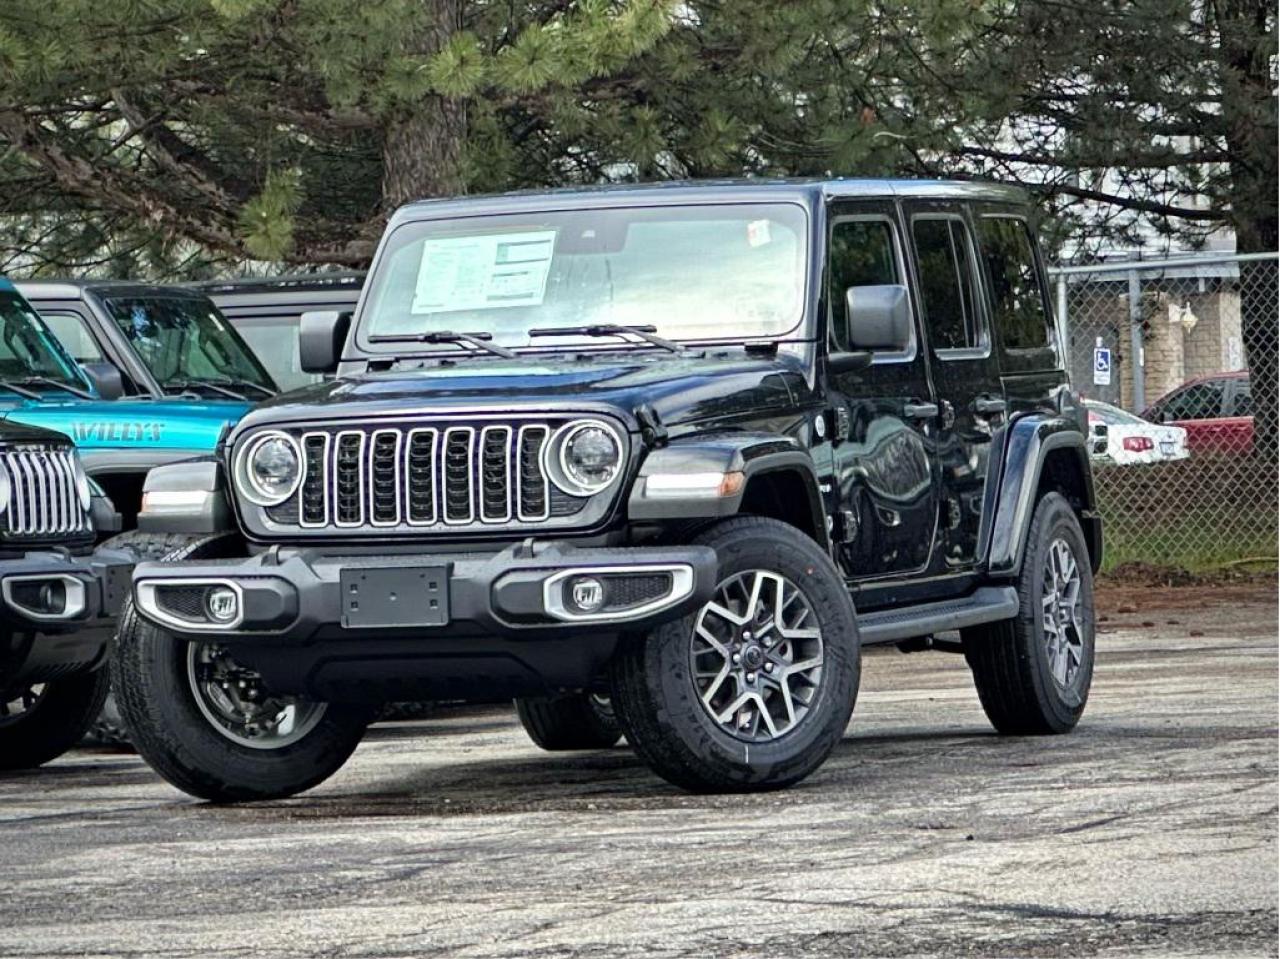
[411,231,557,314]
[746,219,772,248]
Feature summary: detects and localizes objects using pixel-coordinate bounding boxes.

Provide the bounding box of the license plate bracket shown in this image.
[340,565,450,629]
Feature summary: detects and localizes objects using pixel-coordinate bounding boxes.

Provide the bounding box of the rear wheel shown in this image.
[0,669,110,770]
[964,492,1096,734]
[611,516,859,792]
[112,535,373,802]
[516,692,623,751]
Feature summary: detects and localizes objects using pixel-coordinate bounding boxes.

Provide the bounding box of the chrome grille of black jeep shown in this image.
[0,448,90,538]
[259,416,608,536]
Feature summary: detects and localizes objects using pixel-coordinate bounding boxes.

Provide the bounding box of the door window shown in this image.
[1161,381,1226,421]
[1231,381,1253,417]
[40,311,106,363]
[911,217,987,354]
[828,217,911,359]
[977,216,1053,352]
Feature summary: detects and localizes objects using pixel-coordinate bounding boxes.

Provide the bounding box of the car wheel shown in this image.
[0,668,110,770]
[112,534,374,802]
[611,516,859,792]
[516,692,623,751]
[964,492,1096,734]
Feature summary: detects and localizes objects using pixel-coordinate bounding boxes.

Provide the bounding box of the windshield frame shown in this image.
[0,288,96,394]
[95,291,277,397]
[353,199,816,359]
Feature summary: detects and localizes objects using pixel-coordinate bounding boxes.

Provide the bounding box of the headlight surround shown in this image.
[236,431,303,507]
[547,419,624,496]
[71,454,92,511]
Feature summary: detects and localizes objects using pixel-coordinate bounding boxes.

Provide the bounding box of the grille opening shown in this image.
[370,431,401,525]
[301,434,329,526]
[334,432,365,526]
[0,448,90,539]
[406,429,437,524]
[443,429,473,523]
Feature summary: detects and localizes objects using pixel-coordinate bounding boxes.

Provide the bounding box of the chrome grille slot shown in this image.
[479,426,512,523]
[245,415,617,537]
[333,431,365,527]
[0,447,89,538]
[405,428,437,525]
[443,427,474,524]
[370,430,402,526]
[300,433,329,527]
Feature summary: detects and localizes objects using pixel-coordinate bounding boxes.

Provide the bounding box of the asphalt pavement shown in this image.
[1,583,1275,958]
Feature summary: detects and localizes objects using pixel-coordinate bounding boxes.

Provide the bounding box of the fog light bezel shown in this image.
[136,578,246,632]
[0,573,87,621]
[542,564,695,623]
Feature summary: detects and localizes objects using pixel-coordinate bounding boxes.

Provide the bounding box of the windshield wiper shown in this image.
[10,376,94,400]
[528,324,686,354]
[163,379,247,400]
[0,380,42,400]
[368,330,517,360]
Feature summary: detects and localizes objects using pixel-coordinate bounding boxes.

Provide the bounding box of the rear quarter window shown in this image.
[976,215,1058,371]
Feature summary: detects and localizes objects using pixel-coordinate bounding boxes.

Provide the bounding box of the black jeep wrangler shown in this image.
[116,180,1101,801]
[0,422,132,769]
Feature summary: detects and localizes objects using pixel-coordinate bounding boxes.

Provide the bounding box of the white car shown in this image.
[1085,399,1190,466]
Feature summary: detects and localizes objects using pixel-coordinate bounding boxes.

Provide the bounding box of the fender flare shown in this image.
[627,432,830,551]
[985,414,1101,576]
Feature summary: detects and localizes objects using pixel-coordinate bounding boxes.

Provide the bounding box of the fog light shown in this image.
[568,577,604,613]
[37,581,66,615]
[205,586,240,624]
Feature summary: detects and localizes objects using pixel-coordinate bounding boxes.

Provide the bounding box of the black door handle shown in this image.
[973,395,1007,415]
[903,400,939,420]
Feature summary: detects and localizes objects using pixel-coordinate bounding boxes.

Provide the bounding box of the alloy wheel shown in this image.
[0,684,46,727]
[690,570,824,742]
[1042,538,1085,689]
[186,644,327,750]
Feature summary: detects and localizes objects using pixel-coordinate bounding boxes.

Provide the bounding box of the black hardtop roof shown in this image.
[188,271,366,296]
[391,177,1030,224]
[16,279,211,302]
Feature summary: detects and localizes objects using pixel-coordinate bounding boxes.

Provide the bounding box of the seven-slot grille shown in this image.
[0,447,89,537]
[274,420,581,534]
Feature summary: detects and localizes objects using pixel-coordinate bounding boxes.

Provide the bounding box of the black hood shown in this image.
[0,419,75,448]
[235,350,809,435]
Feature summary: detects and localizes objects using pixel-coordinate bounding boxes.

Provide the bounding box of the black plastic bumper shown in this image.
[0,547,135,693]
[132,541,718,645]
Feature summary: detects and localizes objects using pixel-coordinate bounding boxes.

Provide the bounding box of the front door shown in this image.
[824,200,939,581]
[902,201,1002,570]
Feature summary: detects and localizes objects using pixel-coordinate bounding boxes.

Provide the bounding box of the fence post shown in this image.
[1127,269,1144,410]
[1055,274,1068,360]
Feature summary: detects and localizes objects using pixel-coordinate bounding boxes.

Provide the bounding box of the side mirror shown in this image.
[299,310,352,374]
[80,361,125,400]
[845,284,912,353]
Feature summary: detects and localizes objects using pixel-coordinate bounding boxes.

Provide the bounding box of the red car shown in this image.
[1142,371,1253,454]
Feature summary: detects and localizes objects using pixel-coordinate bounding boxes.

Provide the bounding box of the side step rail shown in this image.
[857,586,1019,646]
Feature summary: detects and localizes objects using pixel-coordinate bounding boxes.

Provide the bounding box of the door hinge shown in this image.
[634,404,668,447]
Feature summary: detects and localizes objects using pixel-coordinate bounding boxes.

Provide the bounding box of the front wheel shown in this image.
[611,516,860,792]
[0,669,110,770]
[964,492,1096,734]
[112,536,373,802]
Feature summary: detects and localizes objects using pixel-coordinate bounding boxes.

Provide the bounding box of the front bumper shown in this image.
[0,547,135,693]
[132,541,718,645]
[0,548,134,630]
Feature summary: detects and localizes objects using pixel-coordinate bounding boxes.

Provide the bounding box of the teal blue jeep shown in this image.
[12,280,277,529]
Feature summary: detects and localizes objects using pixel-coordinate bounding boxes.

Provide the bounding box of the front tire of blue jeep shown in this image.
[611,516,859,792]
[963,492,1096,734]
[112,535,375,802]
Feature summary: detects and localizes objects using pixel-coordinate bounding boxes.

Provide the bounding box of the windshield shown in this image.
[100,295,277,394]
[361,203,809,348]
[0,289,94,391]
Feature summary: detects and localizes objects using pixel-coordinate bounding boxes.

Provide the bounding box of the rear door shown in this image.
[824,198,940,581]
[902,201,1002,570]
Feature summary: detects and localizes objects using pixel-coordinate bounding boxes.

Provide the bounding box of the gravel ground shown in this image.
[0,583,1275,959]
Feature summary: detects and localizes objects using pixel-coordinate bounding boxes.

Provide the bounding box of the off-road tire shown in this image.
[516,693,623,750]
[611,516,859,792]
[112,534,374,802]
[964,492,1096,734]
[82,531,208,748]
[0,668,110,770]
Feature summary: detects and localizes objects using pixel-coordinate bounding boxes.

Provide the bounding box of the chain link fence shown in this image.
[1051,252,1278,573]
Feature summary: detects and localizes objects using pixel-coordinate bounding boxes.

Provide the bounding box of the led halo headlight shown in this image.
[236,430,303,507]
[546,419,624,496]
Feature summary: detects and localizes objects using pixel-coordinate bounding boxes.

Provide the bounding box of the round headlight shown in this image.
[241,432,302,506]
[554,421,622,495]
